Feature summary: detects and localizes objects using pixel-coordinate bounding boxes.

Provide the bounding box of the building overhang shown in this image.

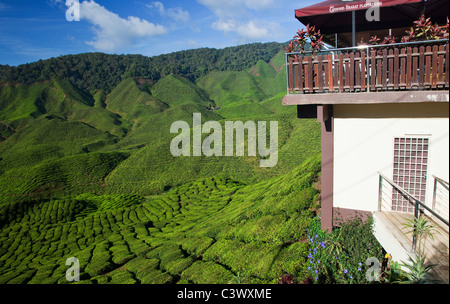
[282,90,450,106]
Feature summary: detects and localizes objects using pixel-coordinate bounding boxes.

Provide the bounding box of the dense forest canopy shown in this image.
[0,42,285,94]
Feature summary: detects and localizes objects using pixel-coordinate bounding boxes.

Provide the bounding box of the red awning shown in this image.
[296,0,423,18]
[294,0,448,48]
[295,0,428,35]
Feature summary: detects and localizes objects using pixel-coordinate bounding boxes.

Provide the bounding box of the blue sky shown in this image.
[0,0,316,66]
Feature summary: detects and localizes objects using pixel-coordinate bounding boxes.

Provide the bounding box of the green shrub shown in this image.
[306,216,383,284]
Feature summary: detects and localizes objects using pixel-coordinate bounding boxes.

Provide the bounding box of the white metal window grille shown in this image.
[392,137,429,213]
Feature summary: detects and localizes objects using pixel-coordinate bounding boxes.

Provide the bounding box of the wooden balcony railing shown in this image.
[286,40,449,94]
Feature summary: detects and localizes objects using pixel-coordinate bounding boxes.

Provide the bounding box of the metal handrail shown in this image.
[432,175,449,215]
[378,172,449,226]
[433,175,449,189]
[378,172,449,252]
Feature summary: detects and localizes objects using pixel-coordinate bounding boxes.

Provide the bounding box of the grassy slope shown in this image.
[0,116,119,171]
[151,74,214,108]
[105,78,169,121]
[197,71,268,107]
[0,151,129,204]
[104,112,320,195]
[0,155,321,284]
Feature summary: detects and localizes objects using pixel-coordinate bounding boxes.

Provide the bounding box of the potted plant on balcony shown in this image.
[285,24,324,55]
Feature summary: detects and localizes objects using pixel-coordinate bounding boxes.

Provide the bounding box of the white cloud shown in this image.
[147,2,190,23]
[197,0,275,18]
[212,19,279,41]
[79,0,167,52]
[198,0,280,42]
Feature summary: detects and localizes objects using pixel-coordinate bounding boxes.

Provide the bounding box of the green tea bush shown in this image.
[165,257,195,276]
[0,155,322,284]
[180,261,234,284]
[108,270,137,284]
[181,237,215,258]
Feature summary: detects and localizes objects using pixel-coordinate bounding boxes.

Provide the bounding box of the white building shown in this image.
[284,0,449,283]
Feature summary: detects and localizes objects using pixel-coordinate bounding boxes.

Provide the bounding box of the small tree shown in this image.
[392,215,442,284]
[403,215,440,257]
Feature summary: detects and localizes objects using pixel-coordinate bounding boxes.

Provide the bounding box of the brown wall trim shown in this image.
[283,91,449,106]
[318,105,334,232]
[334,102,450,119]
[333,207,372,227]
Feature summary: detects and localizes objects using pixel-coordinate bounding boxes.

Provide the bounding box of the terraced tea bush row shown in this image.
[0,156,321,284]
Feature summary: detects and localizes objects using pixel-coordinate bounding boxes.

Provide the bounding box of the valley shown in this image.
[0,42,322,284]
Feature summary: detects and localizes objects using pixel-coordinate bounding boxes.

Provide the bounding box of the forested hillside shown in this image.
[0,42,284,94]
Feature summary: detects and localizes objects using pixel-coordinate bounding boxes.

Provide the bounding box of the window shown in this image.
[392,137,429,213]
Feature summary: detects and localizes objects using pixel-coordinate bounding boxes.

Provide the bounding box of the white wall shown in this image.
[333,103,449,213]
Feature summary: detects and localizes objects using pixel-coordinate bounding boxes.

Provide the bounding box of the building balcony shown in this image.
[282,40,449,106]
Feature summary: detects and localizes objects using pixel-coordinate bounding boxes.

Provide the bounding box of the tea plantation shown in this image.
[0,156,321,284]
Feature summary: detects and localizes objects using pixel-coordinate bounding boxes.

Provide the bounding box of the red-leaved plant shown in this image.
[359,14,448,45]
[401,14,448,42]
[278,273,298,284]
[285,24,324,54]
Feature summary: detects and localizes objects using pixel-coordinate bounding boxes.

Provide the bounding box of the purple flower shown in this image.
[344,269,348,274]
[315,270,318,274]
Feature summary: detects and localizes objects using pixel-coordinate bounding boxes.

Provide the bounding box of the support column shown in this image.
[317,105,334,232]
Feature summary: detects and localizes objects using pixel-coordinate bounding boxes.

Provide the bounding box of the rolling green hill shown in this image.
[105,78,169,120]
[0,43,324,284]
[197,71,268,106]
[152,75,213,108]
